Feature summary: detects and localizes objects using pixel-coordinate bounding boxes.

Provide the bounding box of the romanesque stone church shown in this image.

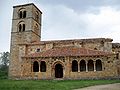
[9,3,120,79]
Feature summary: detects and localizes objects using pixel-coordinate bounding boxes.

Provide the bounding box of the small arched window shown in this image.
[18,22,25,32]
[35,11,39,22]
[34,24,39,34]
[72,60,78,72]
[33,61,39,72]
[19,9,26,18]
[40,61,46,72]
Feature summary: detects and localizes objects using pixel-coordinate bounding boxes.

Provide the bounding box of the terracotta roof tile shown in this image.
[24,46,113,58]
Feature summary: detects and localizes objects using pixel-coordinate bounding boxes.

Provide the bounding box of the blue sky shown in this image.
[1,0,120,52]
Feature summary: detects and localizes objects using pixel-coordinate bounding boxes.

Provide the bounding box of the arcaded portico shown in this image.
[30,59,103,79]
[19,46,118,79]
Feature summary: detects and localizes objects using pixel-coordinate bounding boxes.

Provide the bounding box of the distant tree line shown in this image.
[0,52,9,79]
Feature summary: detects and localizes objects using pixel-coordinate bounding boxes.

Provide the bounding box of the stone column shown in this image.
[86,61,88,72]
[31,61,34,79]
[31,63,33,72]
[39,61,40,72]
[102,61,104,71]
[94,61,96,72]
[78,61,80,72]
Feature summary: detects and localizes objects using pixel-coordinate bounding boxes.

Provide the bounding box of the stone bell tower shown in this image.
[9,3,42,78]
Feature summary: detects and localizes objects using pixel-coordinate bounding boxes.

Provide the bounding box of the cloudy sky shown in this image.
[0,0,120,52]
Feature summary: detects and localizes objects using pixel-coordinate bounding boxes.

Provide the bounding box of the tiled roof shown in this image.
[24,46,113,58]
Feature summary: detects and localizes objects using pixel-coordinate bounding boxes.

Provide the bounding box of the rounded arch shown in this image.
[80,60,86,71]
[88,60,94,71]
[55,64,63,78]
[18,21,25,24]
[18,21,25,32]
[35,11,39,21]
[52,61,65,69]
[33,61,39,72]
[18,8,26,18]
[34,23,39,34]
[52,61,64,78]
[18,8,26,12]
[96,59,102,71]
[72,60,78,72]
[40,61,46,72]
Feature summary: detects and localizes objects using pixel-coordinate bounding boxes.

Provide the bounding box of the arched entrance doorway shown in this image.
[55,64,63,78]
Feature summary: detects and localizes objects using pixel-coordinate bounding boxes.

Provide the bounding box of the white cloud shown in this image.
[41,5,88,40]
[83,6,120,42]
[41,5,120,42]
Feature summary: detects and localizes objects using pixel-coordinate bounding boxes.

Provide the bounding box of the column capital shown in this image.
[86,60,88,64]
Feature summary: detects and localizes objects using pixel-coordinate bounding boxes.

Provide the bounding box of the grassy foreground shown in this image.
[0,79,120,90]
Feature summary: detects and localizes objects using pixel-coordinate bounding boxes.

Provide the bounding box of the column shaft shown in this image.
[86,61,88,72]
[94,61,96,72]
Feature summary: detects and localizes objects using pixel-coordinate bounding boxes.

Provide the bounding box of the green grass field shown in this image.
[0,79,120,90]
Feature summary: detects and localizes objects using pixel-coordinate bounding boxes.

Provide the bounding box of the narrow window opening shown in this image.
[19,24,22,32]
[72,60,78,72]
[36,15,39,21]
[34,24,39,34]
[23,24,25,31]
[23,11,26,18]
[96,60,102,71]
[88,60,94,71]
[35,11,39,22]
[40,61,46,72]
[80,60,86,71]
[20,11,22,18]
[33,61,39,72]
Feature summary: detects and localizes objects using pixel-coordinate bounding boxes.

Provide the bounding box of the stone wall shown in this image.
[20,54,119,80]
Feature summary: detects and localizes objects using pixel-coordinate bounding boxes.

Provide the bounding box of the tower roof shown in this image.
[13,3,42,14]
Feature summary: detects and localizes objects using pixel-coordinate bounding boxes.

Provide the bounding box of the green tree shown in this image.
[0,52,10,79]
